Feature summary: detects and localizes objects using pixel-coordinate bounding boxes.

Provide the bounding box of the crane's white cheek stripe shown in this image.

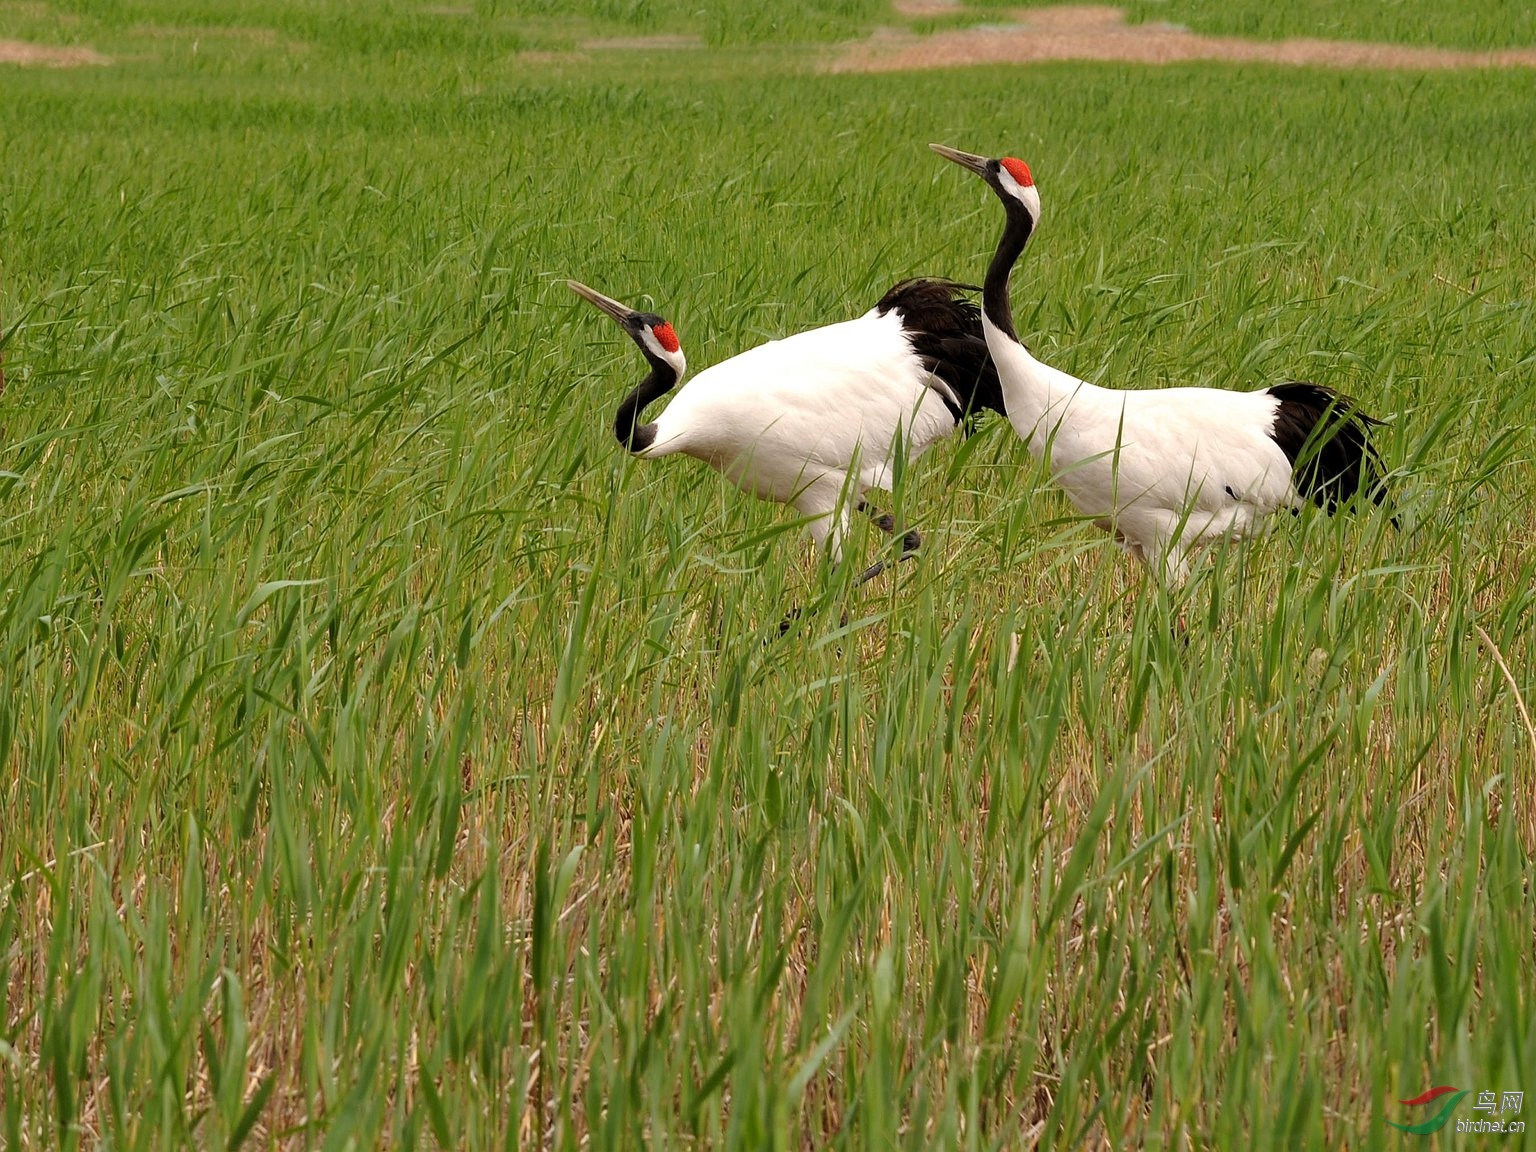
[997,170,1041,221]
[639,328,687,376]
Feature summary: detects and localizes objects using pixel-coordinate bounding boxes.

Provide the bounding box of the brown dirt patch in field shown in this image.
[0,38,108,66]
[892,0,964,15]
[834,4,1536,72]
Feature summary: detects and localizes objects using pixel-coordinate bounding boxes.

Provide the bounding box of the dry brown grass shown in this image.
[0,38,108,66]
[834,4,1536,72]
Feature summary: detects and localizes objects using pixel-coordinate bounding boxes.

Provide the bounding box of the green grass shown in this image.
[1,0,891,49]
[3,4,1536,1149]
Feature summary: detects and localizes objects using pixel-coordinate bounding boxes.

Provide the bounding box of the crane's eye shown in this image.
[651,322,680,354]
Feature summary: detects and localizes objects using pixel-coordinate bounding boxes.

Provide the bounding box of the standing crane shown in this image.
[930,143,1393,586]
[568,277,1004,586]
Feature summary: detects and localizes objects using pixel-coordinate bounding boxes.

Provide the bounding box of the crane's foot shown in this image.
[864,515,922,556]
[852,538,921,588]
[859,501,922,549]
[853,558,888,587]
[853,501,921,587]
[776,602,855,640]
[777,605,806,638]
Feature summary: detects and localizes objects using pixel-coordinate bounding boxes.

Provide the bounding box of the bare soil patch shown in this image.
[892,0,964,15]
[835,4,1536,72]
[0,38,108,66]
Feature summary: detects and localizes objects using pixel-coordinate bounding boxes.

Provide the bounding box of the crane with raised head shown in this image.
[930,143,1393,586]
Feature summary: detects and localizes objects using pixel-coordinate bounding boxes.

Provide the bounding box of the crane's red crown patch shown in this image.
[1001,157,1033,187]
[653,322,680,354]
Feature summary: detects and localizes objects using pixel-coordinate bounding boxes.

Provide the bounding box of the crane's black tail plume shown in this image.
[1267,381,1397,526]
[877,278,1005,433]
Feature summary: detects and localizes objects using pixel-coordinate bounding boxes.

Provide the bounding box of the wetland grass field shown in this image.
[1,1,1535,1147]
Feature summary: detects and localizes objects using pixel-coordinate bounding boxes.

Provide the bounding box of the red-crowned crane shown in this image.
[568,277,1004,586]
[930,144,1393,586]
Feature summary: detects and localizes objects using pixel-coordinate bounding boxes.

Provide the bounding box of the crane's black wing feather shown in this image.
[1266,380,1394,522]
[877,278,1006,432]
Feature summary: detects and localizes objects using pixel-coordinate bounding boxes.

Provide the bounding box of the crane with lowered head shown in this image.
[568,276,1005,588]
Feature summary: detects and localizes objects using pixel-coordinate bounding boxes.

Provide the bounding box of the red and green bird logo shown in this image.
[1389,1086,1468,1134]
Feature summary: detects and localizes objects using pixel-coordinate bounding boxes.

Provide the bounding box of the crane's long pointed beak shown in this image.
[929,143,992,178]
[568,279,639,325]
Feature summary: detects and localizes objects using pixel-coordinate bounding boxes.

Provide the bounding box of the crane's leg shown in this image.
[779,480,852,636]
[1147,536,1191,642]
[1158,545,1190,588]
[779,491,920,635]
[853,499,921,587]
[801,483,851,563]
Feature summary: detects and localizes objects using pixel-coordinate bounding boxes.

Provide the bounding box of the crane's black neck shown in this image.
[983,201,1035,344]
[612,356,677,453]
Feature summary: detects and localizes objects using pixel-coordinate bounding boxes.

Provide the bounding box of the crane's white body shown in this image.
[928,143,1387,590]
[642,306,958,556]
[985,316,1298,583]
